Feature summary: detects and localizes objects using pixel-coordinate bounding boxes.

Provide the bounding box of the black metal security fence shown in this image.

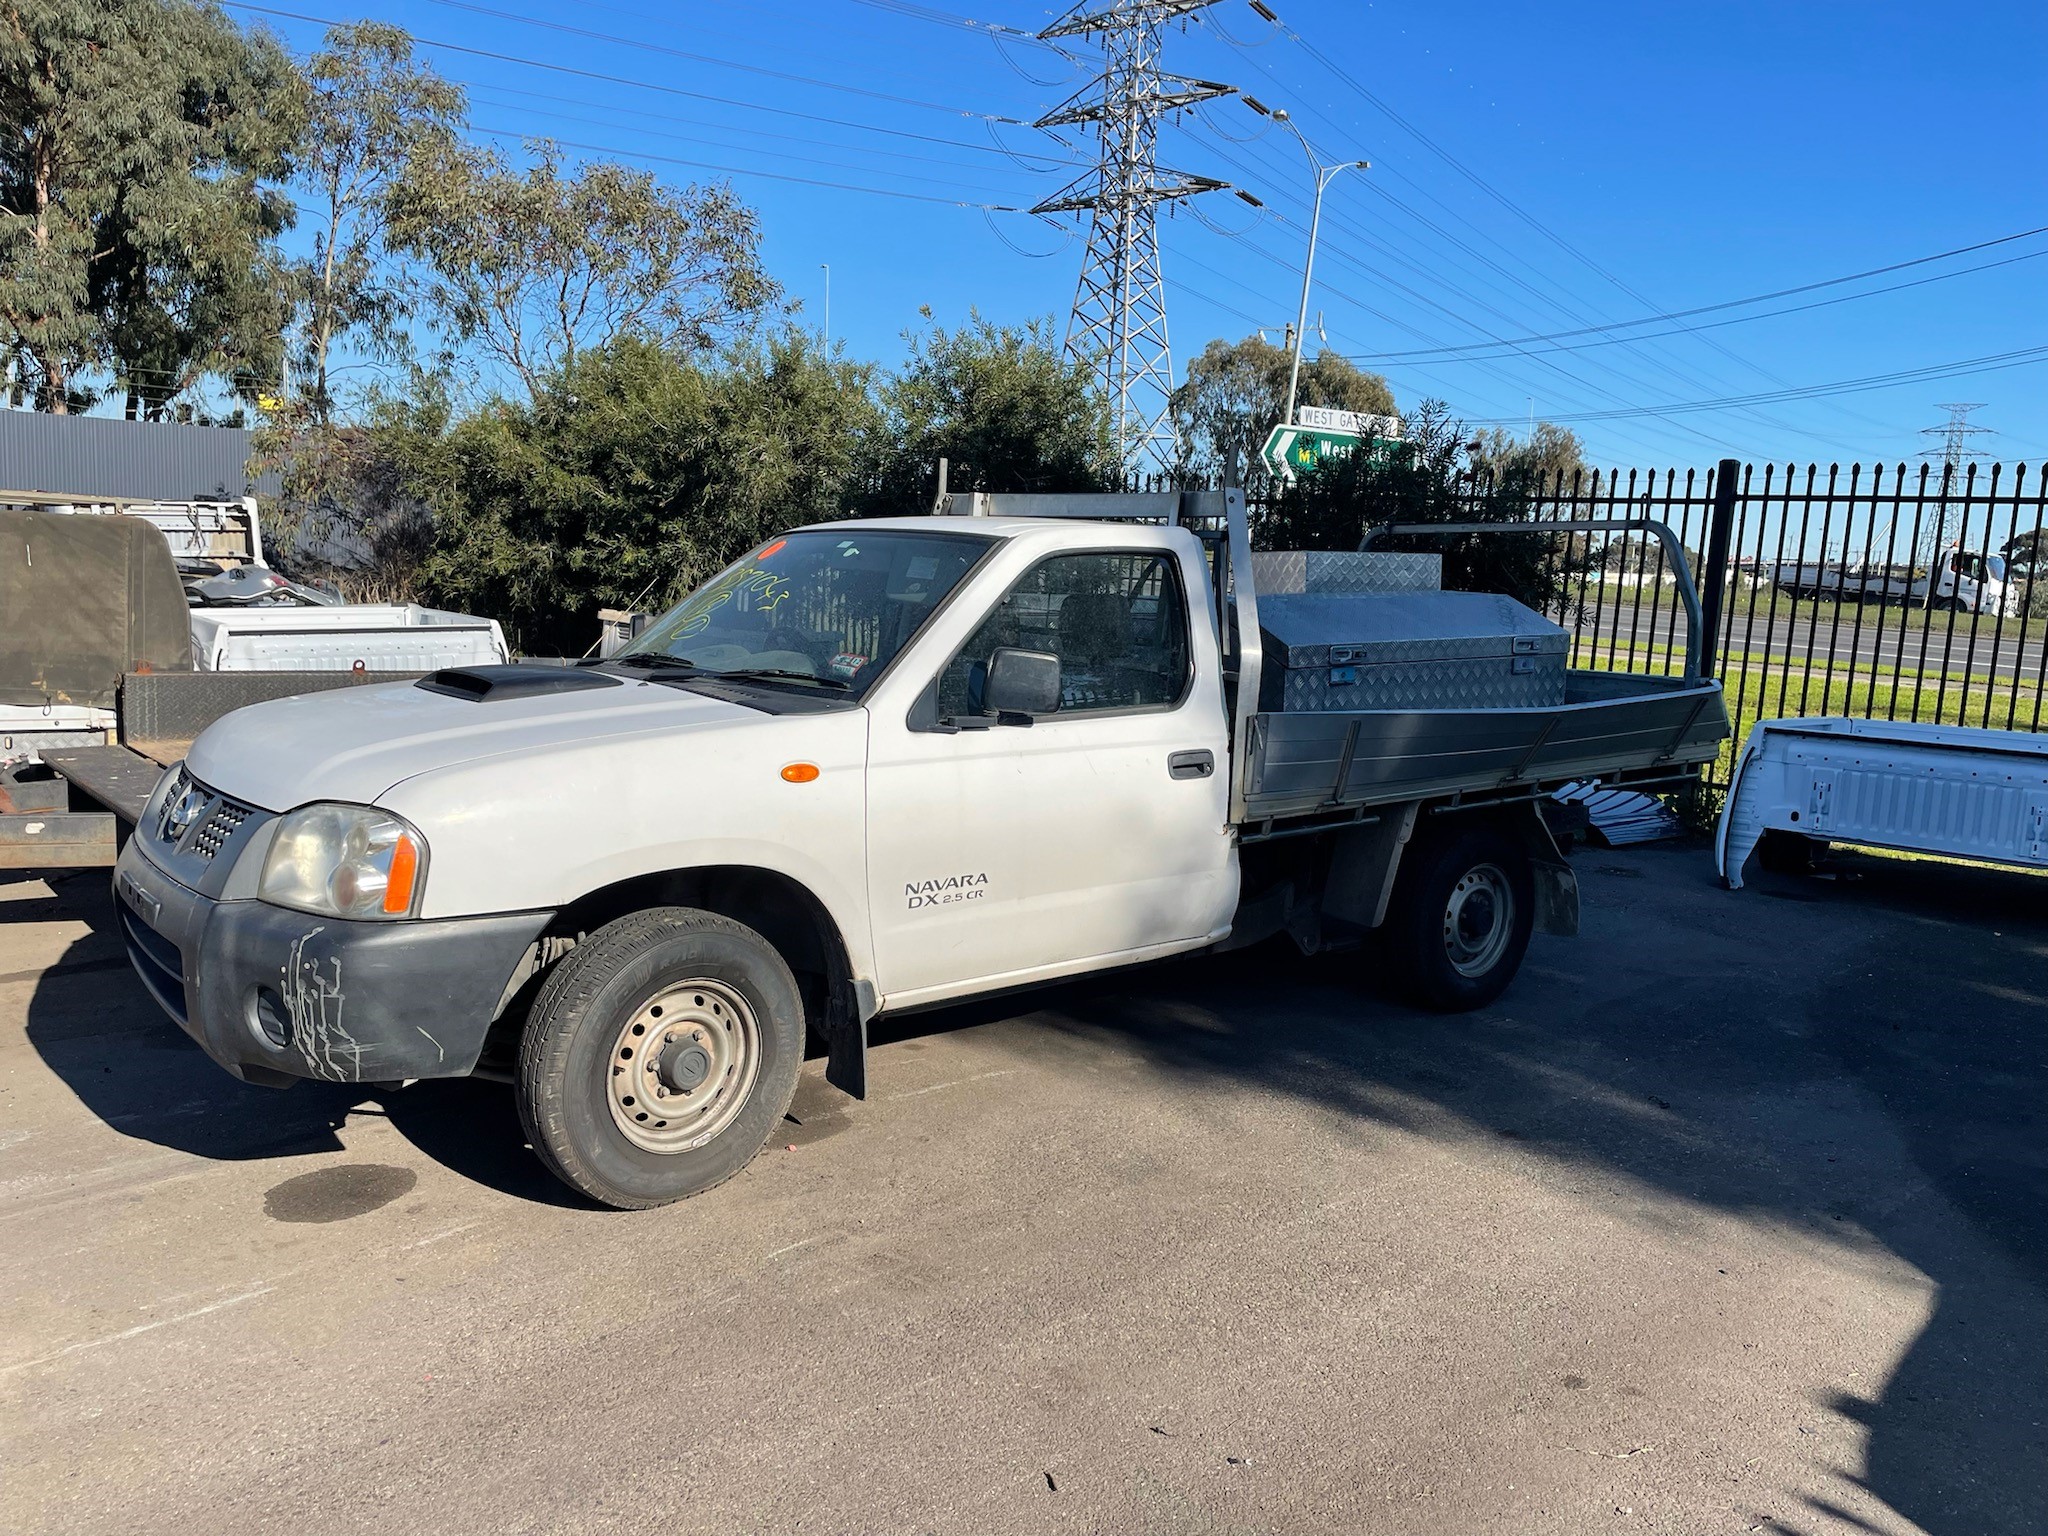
[1155,459,2048,789]
[1486,459,2048,785]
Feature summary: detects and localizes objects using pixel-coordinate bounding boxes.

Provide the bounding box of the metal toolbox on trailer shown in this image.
[1257,590,1570,712]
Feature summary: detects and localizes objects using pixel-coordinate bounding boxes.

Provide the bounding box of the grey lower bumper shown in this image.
[114,840,550,1087]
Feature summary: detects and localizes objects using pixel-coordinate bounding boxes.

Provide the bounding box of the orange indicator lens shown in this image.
[780,763,820,783]
[383,835,420,913]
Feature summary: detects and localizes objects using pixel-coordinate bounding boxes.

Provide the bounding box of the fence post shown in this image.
[1699,458,1740,679]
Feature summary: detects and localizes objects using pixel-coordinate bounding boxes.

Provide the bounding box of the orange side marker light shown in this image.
[383,835,420,914]
[781,763,820,784]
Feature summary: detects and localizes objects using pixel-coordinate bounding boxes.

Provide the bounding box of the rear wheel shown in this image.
[1383,823,1536,1012]
[516,907,803,1209]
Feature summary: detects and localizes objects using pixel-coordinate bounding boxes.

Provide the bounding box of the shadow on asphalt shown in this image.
[880,845,2048,1536]
[14,870,580,1208]
[17,844,2048,1534]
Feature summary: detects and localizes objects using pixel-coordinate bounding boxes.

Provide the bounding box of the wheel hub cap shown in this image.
[606,979,761,1154]
[658,1040,713,1092]
[1442,862,1515,979]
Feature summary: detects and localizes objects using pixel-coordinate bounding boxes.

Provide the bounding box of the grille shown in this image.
[154,768,254,866]
[186,800,251,862]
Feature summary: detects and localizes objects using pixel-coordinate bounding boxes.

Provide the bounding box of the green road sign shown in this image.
[1260,423,1404,480]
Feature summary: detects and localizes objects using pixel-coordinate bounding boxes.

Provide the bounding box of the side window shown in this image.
[936,551,1191,717]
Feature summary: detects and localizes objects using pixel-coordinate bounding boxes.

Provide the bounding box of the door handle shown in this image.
[1168,749,1215,780]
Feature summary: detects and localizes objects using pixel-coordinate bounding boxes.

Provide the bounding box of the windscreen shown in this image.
[621,529,992,694]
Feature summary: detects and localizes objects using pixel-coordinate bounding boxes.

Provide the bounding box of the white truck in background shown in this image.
[1771,544,2019,615]
[112,491,1729,1208]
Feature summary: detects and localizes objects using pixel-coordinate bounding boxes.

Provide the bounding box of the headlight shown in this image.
[259,803,427,919]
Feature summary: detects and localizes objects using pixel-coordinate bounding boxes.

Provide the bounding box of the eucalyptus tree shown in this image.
[1170,333,1396,482]
[291,20,464,419]
[391,139,779,401]
[0,0,298,413]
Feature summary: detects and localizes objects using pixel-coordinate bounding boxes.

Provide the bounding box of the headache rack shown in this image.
[933,491,1729,829]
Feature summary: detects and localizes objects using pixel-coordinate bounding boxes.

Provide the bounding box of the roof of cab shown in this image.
[790,514,1186,542]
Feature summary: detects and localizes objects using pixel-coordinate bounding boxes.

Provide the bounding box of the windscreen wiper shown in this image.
[609,653,696,670]
[709,667,851,691]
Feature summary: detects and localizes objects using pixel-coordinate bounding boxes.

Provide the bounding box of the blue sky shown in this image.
[236,0,2048,469]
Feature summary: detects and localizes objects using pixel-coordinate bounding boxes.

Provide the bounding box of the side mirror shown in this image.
[983,647,1061,719]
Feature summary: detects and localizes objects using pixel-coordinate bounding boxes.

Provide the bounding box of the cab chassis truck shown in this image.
[113,491,1729,1208]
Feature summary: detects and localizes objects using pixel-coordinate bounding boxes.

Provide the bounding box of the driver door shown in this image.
[864,546,1237,1006]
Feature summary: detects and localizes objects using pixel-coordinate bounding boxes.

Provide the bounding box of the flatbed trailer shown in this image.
[1,670,420,869]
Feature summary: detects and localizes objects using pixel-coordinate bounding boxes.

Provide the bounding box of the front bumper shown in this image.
[114,838,550,1087]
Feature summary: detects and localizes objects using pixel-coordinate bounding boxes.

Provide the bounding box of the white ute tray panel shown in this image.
[1717,715,2048,886]
[188,605,511,673]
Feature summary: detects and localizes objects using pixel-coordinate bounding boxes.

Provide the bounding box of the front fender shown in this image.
[378,708,876,982]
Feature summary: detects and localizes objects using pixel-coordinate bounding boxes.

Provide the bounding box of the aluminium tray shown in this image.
[1241,671,1729,822]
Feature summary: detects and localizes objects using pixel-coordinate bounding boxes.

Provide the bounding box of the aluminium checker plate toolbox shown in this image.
[1257,590,1570,712]
[1249,550,1442,595]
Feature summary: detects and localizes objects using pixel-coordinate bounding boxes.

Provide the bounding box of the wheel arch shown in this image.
[501,864,875,1100]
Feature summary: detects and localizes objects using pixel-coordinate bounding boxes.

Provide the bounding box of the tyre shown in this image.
[1756,828,1827,875]
[516,907,804,1209]
[1383,822,1536,1012]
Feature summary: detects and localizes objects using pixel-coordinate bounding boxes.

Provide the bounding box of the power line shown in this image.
[465,106,1035,194]
[226,4,1052,164]
[1193,10,1883,445]
[463,83,1082,175]
[1188,127,1747,454]
[1461,346,2048,425]
[1195,110,1871,452]
[1342,249,2048,364]
[844,0,1068,49]
[470,126,1024,209]
[1243,5,1903,440]
[1164,188,1724,464]
[413,0,1022,122]
[1346,229,2048,360]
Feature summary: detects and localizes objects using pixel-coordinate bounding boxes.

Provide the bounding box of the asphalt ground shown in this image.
[2,842,2043,1536]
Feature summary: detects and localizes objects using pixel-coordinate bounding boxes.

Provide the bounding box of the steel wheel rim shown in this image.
[1442,863,1514,979]
[606,978,761,1154]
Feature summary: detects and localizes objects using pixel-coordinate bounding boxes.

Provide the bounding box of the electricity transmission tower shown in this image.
[1919,402,1993,555]
[1032,0,1232,469]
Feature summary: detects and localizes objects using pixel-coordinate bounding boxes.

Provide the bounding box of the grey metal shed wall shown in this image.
[0,412,278,503]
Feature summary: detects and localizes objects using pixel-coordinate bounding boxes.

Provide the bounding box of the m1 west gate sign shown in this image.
[1261,406,1403,481]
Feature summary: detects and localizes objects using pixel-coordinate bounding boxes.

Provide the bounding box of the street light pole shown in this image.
[1254,105,1367,431]
[820,263,830,345]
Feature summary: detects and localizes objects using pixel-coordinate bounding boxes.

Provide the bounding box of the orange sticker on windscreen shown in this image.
[758,539,787,559]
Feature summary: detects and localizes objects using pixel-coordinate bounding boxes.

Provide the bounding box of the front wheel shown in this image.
[1382,823,1536,1012]
[516,907,804,1209]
